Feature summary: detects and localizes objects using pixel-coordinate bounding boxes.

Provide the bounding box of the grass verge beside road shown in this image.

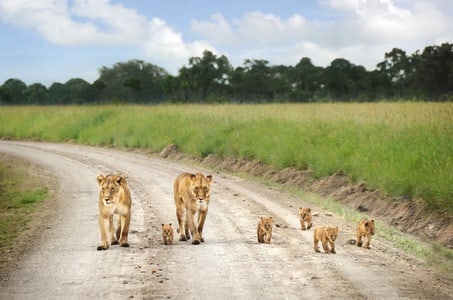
[0,154,49,266]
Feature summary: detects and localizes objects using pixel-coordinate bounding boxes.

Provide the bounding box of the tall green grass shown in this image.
[0,103,451,212]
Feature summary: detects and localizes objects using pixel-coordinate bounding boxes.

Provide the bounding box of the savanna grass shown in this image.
[0,102,451,212]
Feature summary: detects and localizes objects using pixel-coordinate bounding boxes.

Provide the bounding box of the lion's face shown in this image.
[189,173,212,205]
[260,217,273,231]
[97,174,125,206]
[325,226,339,242]
[299,207,311,220]
[162,223,173,237]
[365,220,375,235]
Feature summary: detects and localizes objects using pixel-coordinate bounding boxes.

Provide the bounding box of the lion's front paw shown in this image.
[192,239,201,245]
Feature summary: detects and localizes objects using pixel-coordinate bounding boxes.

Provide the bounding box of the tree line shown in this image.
[1,43,451,104]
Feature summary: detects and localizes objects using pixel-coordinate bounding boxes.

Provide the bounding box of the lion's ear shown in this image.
[97,175,105,185]
[365,221,369,226]
[189,173,197,181]
[169,223,172,226]
[115,174,125,185]
[307,208,311,212]
[206,175,213,183]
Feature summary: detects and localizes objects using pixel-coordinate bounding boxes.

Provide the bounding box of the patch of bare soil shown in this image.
[160,144,453,248]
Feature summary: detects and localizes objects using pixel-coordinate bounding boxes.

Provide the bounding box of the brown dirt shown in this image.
[160,144,453,248]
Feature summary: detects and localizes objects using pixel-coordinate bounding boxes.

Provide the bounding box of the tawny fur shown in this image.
[173,172,213,245]
[313,225,339,254]
[356,218,375,249]
[298,207,313,230]
[162,223,174,245]
[257,217,273,244]
[96,174,132,251]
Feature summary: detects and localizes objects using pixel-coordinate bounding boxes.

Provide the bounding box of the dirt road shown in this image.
[0,141,451,299]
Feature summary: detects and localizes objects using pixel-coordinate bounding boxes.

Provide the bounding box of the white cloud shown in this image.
[0,0,101,45]
[191,13,238,46]
[143,18,215,69]
[234,12,310,45]
[0,0,215,74]
[0,0,451,77]
[190,0,452,70]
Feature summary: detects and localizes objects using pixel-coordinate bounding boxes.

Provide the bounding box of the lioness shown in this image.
[96,174,132,251]
[356,218,375,249]
[313,225,339,254]
[298,207,313,230]
[173,172,213,245]
[257,217,273,244]
[162,223,174,245]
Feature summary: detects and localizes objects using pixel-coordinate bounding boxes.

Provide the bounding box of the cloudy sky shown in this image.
[0,0,451,86]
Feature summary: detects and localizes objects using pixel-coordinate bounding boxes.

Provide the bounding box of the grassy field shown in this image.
[0,102,451,213]
[0,154,49,265]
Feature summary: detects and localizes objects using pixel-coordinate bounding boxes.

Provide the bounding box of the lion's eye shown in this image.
[194,187,199,193]
[203,187,208,193]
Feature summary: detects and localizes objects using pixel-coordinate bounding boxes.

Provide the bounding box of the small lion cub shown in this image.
[356,218,375,249]
[298,207,313,230]
[313,225,339,254]
[162,223,174,245]
[257,217,273,244]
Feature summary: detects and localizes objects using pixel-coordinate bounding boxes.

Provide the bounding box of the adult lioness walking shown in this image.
[173,172,213,245]
[96,174,132,250]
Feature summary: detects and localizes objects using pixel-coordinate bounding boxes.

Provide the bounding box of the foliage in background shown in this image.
[0,102,451,214]
[1,43,452,104]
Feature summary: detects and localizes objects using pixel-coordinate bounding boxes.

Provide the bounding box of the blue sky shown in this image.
[0,0,451,86]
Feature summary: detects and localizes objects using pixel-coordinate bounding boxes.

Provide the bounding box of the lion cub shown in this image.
[298,207,313,230]
[257,217,273,244]
[356,218,375,249]
[162,223,174,245]
[313,225,339,254]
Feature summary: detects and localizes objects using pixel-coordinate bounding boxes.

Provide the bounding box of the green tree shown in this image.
[1,78,27,104]
[377,48,412,98]
[288,57,323,102]
[23,83,48,104]
[97,59,169,103]
[178,50,232,102]
[48,82,69,104]
[64,78,93,104]
[230,59,275,102]
[324,58,355,100]
[410,43,453,99]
